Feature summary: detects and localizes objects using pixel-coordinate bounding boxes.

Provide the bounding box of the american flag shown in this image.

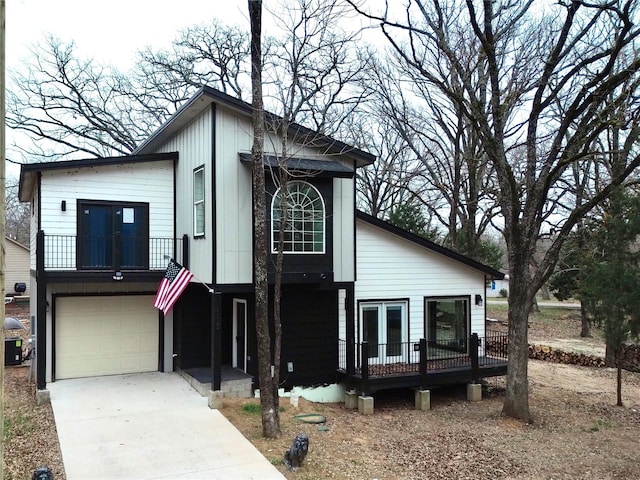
[154,259,193,315]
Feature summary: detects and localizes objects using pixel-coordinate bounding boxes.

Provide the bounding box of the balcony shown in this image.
[38,232,186,272]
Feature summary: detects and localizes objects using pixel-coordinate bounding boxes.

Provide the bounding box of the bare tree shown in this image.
[260,1,371,438]
[7,22,252,163]
[135,19,251,103]
[348,0,640,422]
[5,175,29,245]
[363,52,500,261]
[249,0,281,439]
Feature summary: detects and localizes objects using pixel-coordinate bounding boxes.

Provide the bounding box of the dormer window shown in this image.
[271,181,325,254]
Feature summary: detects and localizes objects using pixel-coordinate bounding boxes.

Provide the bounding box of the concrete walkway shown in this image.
[49,372,285,480]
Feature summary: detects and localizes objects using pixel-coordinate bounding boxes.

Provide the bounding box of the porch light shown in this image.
[475,294,483,306]
[112,271,124,281]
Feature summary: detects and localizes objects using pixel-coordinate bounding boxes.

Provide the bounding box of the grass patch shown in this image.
[586,419,613,432]
[241,403,286,415]
[241,403,262,414]
[4,412,34,442]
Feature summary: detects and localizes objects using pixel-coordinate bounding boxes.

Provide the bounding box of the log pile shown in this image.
[528,343,606,368]
[618,343,640,373]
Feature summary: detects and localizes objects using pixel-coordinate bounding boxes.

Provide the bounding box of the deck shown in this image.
[338,332,508,395]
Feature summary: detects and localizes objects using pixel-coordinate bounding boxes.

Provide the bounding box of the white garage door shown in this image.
[56,295,159,379]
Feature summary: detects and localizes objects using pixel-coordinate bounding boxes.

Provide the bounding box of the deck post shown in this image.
[470,333,479,383]
[361,341,369,396]
[36,230,47,392]
[181,233,189,267]
[345,286,355,380]
[209,291,222,409]
[419,338,427,389]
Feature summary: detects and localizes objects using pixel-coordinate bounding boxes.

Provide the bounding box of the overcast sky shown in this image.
[7,0,251,70]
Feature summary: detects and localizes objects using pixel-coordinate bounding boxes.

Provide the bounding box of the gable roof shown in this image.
[134,86,376,168]
[355,210,505,280]
[18,152,178,202]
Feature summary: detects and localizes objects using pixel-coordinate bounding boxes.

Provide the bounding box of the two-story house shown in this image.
[20,86,507,401]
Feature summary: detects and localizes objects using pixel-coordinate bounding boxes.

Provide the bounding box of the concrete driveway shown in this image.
[49,372,285,480]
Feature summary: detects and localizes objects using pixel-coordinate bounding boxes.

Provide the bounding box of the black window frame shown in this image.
[76,199,150,270]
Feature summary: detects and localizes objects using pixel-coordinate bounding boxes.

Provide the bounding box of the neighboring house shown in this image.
[5,237,30,296]
[19,85,507,399]
[487,274,509,297]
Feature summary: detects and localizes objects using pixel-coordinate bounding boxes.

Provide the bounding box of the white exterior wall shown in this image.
[156,111,213,283]
[215,107,253,284]
[38,160,174,270]
[353,220,487,344]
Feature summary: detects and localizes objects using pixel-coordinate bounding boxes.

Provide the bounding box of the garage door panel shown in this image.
[56,295,159,379]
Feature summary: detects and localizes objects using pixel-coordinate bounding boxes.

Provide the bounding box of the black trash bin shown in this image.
[5,337,23,366]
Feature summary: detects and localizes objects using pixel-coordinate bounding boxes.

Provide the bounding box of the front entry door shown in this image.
[232,299,248,372]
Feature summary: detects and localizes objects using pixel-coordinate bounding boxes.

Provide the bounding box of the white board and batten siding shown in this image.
[333,178,355,282]
[214,107,253,285]
[38,160,174,270]
[354,219,487,343]
[155,107,215,283]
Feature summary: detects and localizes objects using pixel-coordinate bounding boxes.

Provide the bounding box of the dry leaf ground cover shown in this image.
[4,302,640,479]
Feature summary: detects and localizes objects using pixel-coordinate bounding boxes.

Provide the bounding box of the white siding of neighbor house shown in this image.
[353,219,487,344]
[38,160,174,270]
[5,239,30,295]
[156,108,214,283]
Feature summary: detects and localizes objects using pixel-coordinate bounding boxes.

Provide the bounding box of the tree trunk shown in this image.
[617,365,623,407]
[580,302,591,338]
[502,264,533,423]
[249,0,280,439]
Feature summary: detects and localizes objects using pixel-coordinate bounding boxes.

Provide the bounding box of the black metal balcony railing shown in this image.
[338,331,509,378]
[41,234,185,271]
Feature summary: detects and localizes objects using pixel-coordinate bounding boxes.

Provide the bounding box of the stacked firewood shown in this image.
[618,343,640,372]
[528,343,606,368]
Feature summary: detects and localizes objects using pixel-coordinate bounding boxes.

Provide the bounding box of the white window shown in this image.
[359,300,408,364]
[271,181,325,254]
[193,166,205,237]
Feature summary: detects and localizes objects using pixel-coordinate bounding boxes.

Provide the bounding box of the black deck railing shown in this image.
[41,233,185,270]
[338,331,509,382]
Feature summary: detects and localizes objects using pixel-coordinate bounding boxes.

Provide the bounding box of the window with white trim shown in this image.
[271,181,325,253]
[193,166,205,237]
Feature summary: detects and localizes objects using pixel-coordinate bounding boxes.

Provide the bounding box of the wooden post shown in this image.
[181,233,189,268]
[345,286,355,380]
[360,341,369,396]
[470,333,479,382]
[36,231,47,390]
[211,291,222,391]
[0,2,6,475]
[419,338,427,389]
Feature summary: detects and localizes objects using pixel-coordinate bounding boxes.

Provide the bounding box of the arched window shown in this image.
[271,181,325,253]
